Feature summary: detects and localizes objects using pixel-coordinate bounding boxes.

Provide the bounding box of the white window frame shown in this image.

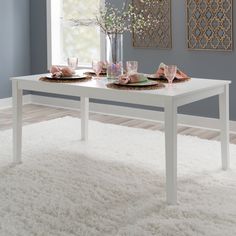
[46,0,105,70]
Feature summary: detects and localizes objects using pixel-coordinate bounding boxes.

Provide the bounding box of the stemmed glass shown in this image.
[164,65,177,84]
[92,60,103,78]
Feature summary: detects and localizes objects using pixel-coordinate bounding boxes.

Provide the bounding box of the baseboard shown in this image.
[0,95,31,109]
[30,94,236,133]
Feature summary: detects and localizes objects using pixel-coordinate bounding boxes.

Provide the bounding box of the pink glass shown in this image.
[164,65,177,84]
[92,60,103,77]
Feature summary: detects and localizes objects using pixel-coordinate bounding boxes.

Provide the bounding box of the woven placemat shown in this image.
[39,76,92,83]
[106,82,165,91]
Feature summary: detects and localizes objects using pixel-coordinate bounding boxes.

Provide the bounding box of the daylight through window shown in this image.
[48,0,102,67]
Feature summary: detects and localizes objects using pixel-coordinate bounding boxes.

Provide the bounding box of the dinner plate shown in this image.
[114,80,159,87]
[46,75,88,80]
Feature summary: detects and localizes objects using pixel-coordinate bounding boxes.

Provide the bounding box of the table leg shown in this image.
[12,80,23,164]
[164,99,177,205]
[81,96,89,141]
[219,84,230,170]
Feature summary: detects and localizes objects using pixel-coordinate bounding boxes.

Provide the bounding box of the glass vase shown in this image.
[106,33,123,79]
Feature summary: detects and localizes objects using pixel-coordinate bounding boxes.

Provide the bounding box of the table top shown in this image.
[11,72,231,98]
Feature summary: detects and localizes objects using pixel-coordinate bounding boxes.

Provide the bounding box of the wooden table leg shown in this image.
[219,84,230,170]
[81,96,89,141]
[164,98,177,205]
[12,80,23,164]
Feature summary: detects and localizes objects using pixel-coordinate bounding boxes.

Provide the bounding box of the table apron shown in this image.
[18,81,166,107]
[18,81,225,109]
[176,86,224,107]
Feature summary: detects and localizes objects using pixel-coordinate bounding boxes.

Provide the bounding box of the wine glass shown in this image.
[164,65,177,84]
[92,60,103,78]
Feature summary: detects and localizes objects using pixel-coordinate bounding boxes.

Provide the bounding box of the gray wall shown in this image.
[30,0,48,74]
[12,0,236,120]
[0,0,31,99]
[113,0,235,119]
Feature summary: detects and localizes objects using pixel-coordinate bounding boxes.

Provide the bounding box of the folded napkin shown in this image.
[50,66,75,78]
[156,62,189,80]
[118,73,148,85]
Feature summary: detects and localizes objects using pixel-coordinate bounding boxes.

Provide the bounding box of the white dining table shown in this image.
[11,73,231,205]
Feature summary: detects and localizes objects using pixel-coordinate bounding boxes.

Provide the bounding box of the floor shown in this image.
[0,104,236,144]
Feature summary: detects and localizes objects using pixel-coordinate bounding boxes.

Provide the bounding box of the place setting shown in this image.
[40,57,92,83]
[147,62,191,83]
[106,61,159,90]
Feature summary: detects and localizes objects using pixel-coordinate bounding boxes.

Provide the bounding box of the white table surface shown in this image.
[12,73,229,97]
[11,73,231,205]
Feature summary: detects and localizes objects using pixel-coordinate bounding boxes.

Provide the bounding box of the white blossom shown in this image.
[69,0,162,35]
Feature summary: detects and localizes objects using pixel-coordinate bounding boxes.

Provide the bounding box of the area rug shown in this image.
[0,117,236,236]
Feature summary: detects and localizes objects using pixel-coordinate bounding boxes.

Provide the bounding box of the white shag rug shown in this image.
[0,117,236,236]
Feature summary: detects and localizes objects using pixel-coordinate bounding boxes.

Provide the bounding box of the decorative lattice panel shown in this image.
[186,0,233,51]
[132,0,172,49]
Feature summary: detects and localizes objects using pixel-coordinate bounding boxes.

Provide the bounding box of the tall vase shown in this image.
[106,33,123,78]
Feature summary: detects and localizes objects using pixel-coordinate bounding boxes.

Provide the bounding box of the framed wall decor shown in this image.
[132,0,172,49]
[186,0,233,51]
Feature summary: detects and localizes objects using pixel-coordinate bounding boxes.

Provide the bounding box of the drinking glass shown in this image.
[164,65,177,84]
[126,61,138,75]
[107,62,123,79]
[67,57,78,70]
[92,60,103,78]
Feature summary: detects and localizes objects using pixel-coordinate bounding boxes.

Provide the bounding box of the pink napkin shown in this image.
[118,73,147,85]
[50,66,75,78]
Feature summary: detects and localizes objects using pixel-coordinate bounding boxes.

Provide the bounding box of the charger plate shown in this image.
[107,82,165,90]
[147,74,191,83]
[39,76,92,83]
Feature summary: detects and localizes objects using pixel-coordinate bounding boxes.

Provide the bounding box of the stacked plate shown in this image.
[114,80,159,87]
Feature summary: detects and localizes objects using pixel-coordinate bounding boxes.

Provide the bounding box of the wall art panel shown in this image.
[186,0,233,51]
[132,0,172,49]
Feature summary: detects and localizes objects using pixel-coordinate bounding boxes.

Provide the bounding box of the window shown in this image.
[47,0,105,68]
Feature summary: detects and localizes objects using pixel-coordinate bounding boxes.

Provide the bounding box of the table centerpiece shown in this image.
[69,0,162,78]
